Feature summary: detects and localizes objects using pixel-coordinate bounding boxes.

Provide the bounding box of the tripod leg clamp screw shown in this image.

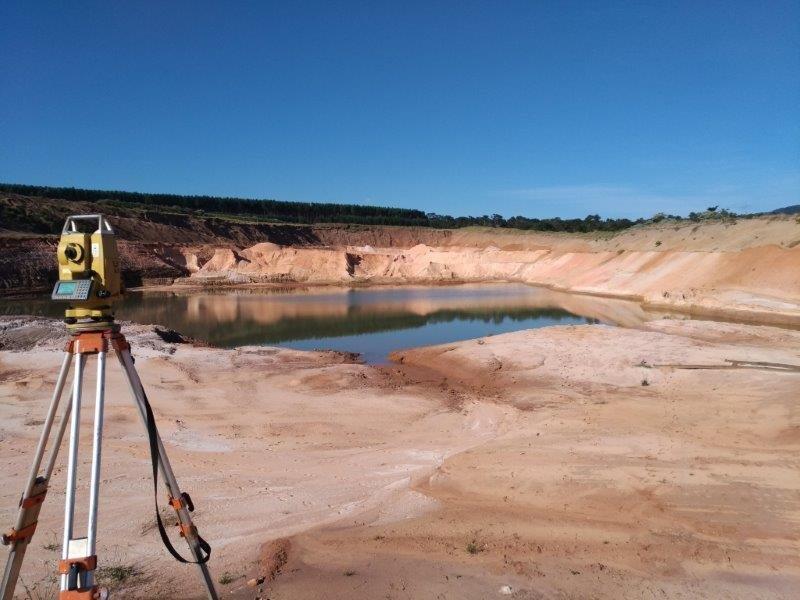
[2,522,37,545]
[178,523,198,538]
[20,490,47,509]
[168,492,195,512]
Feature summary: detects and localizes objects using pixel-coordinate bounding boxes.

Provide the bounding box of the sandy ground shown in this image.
[1,316,799,599]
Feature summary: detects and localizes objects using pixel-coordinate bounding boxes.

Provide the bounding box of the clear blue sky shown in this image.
[1,1,798,218]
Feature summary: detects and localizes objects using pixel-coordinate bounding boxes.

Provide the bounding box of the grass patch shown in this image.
[140,508,180,535]
[466,539,483,554]
[19,575,58,600]
[218,572,235,585]
[95,564,141,584]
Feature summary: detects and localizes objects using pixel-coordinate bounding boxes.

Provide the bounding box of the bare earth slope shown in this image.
[0,193,450,291]
[190,216,800,324]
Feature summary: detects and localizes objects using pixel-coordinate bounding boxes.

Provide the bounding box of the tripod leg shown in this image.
[43,386,74,484]
[115,348,219,600]
[83,349,106,589]
[60,353,86,592]
[1,351,73,600]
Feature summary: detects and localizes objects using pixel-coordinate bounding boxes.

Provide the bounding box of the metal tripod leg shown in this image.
[2,351,73,600]
[60,353,85,591]
[3,329,218,600]
[84,349,106,589]
[115,348,219,600]
[59,349,108,596]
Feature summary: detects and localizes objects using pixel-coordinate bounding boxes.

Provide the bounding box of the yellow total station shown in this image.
[52,215,121,329]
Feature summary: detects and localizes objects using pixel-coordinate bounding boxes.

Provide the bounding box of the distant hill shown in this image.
[0,182,641,233]
[771,205,800,215]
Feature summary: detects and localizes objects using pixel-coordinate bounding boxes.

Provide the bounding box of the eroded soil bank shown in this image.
[1,316,798,598]
[3,197,799,326]
[184,216,800,326]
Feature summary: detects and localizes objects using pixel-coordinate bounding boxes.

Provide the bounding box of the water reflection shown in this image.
[0,284,652,363]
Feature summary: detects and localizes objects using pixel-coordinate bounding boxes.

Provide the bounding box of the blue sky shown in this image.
[1,1,798,218]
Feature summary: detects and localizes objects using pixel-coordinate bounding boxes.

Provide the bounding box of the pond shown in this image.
[0,283,643,364]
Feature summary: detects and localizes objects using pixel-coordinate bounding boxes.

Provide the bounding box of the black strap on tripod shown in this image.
[141,386,211,564]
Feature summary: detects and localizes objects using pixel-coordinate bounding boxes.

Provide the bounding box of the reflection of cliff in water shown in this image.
[111,285,633,348]
[0,283,655,351]
[175,307,597,347]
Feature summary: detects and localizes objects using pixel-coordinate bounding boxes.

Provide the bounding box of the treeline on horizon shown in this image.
[0,182,699,233]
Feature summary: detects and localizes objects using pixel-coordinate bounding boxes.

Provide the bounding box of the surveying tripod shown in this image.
[1,325,219,600]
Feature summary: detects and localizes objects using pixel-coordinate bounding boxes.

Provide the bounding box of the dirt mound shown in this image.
[256,538,291,584]
[201,248,241,272]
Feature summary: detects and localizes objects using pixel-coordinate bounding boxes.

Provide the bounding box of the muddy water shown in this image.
[0,283,652,363]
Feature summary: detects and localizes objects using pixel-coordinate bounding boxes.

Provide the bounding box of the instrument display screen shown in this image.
[57,281,77,294]
[52,279,92,301]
